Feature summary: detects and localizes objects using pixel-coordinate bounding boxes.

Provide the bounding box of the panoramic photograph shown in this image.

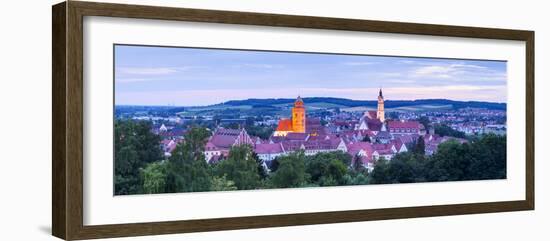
[113,44,507,195]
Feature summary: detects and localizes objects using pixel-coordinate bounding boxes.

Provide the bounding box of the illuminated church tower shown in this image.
[377,89,385,122]
[291,96,306,133]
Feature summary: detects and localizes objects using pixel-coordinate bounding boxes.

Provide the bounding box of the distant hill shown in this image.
[219,97,506,111]
[115,97,506,118]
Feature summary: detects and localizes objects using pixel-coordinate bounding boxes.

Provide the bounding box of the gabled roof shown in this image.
[161,139,173,146]
[372,143,395,152]
[394,134,418,144]
[286,132,309,141]
[209,128,248,148]
[164,139,181,153]
[254,143,284,154]
[215,128,243,136]
[205,141,220,151]
[366,119,383,131]
[387,120,421,129]
[376,131,392,138]
[366,110,378,120]
[391,139,405,149]
[346,141,374,156]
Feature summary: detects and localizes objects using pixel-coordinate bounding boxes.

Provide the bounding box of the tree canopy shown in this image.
[434,124,466,138]
[215,145,262,190]
[115,123,506,195]
[114,120,163,195]
[269,151,309,188]
[370,134,506,184]
[164,127,212,193]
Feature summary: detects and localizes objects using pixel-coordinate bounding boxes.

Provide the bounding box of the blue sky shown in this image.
[115,45,507,106]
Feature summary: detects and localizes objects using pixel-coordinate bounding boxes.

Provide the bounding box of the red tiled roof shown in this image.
[376,131,391,138]
[216,128,243,135]
[387,120,420,129]
[254,143,284,154]
[205,141,220,151]
[209,128,251,148]
[375,149,394,155]
[276,118,293,132]
[362,155,374,164]
[391,139,405,149]
[165,139,182,153]
[280,138,343,152]
[210,134,237,148]
[395,134,416,144]
[366,119,383,131]
[372,143,394,151]
[347,141,374,156]
[161,139,173,146]
[367,110,378,119]
[285,132,309,140]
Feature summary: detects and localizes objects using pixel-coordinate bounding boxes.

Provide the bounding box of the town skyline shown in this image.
[115,45,508,106]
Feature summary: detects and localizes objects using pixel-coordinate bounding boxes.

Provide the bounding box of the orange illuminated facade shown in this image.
[274,96,306,136]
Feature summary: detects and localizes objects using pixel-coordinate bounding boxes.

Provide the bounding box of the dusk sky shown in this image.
[114,45,507,106]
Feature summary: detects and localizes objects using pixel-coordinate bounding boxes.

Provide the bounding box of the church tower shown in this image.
[377,89,385,122]
[291,96,306,133]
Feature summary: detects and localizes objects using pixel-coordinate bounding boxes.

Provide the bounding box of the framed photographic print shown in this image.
[52,1,534,240]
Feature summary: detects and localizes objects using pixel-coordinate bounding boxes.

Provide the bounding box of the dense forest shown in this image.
[114,120,506,195]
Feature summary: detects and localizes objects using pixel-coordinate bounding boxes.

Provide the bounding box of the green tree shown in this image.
[426,140,472,181]
[252,152,268,180]
[215,145,261,190]
[269,151,309,188]
[210,175,238,191]
[370,153,427,184]
[412,136,425,155]
[165,127,212,193]
[323,159,348,186]
[418,116,431,130]
[434,124,466,138]
[369,134,505,184]
[466,134,506,180]
[343,172,370,185]
[304,152,351,186]
[268,158,280,172]
[114,120,163,195]
[245,125,275,140]
[141,161,167,194]
[351,153,366,172]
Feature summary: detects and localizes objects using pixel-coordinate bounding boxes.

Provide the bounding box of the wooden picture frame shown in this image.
[52,1,534,240]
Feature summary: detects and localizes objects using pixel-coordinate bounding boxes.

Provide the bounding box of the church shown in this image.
[361,89,385,124]
[273,96,306,137]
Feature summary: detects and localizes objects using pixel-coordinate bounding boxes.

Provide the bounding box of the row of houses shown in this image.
[193,127,460,172]
[157,111,463,172]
